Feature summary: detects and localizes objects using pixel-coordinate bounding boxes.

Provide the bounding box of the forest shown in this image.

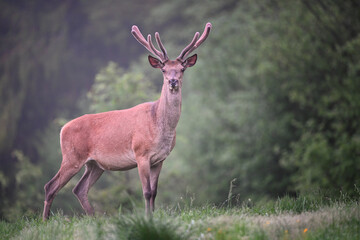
[0,0,359,221]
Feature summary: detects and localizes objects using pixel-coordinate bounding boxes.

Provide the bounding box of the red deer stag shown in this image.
[42,22,212,220]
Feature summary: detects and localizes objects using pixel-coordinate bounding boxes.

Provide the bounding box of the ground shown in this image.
[1,195,359,240]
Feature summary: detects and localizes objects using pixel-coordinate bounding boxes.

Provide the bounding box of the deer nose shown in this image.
[169,79,179,90]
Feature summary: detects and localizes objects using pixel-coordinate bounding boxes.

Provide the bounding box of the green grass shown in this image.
[1,195,359,240]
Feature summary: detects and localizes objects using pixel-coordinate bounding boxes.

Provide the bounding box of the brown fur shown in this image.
[43,23,211,220]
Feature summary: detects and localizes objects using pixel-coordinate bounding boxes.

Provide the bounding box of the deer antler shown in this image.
[131,25,169,62]
[177,22,212,61]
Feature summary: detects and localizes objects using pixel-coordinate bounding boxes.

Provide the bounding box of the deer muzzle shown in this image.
[169,79,179,90]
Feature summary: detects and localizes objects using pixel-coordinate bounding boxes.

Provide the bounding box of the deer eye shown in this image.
[181,68,185,72]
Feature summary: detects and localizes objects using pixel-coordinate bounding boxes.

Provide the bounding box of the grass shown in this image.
[1,194,359,240]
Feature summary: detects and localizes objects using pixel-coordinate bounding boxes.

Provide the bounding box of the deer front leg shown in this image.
[150,162,163,212]
[137,158,152,216]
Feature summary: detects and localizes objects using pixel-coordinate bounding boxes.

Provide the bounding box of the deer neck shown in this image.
[155,82,182,132]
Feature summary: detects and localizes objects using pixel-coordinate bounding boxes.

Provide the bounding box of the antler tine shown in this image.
[131,26,154,54]
[147,34,164,60]
[131,25,165,61]
[155,32,169,61]
[179,22,212,60]
[177,32,200,61]
[189,23,212,52]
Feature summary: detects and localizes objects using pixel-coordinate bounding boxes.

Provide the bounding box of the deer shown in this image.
[42,22,212,220]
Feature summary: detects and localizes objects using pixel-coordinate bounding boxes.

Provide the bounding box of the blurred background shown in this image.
[0,0,359,220]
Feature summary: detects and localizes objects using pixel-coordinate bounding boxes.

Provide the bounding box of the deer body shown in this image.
[61,94,178,172]
[43,23,211,220]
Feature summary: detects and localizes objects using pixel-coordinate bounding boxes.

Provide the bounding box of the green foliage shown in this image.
[1,150,43,220]
[269,1,360,195]
[166,0,293,204]
[87,61,158,113]
[306,219,360,240]
[0,217,29,240]
[166,0,360,205]
[114,215,188,240]
[1,194,359,240]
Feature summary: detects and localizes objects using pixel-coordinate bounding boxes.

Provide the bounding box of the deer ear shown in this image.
[148,55,164,68]
[182,54,197,68]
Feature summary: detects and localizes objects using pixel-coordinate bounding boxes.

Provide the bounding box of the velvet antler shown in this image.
[131,25,169,62]
[177,22,212,61]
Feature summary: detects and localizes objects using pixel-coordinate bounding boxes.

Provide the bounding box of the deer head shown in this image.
[131,23,212,92]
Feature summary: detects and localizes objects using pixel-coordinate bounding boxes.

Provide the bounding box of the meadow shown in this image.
[1,193,359,240]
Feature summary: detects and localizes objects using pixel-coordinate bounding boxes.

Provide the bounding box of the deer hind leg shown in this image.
[72,160,104,215]
[43,162,82,220]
